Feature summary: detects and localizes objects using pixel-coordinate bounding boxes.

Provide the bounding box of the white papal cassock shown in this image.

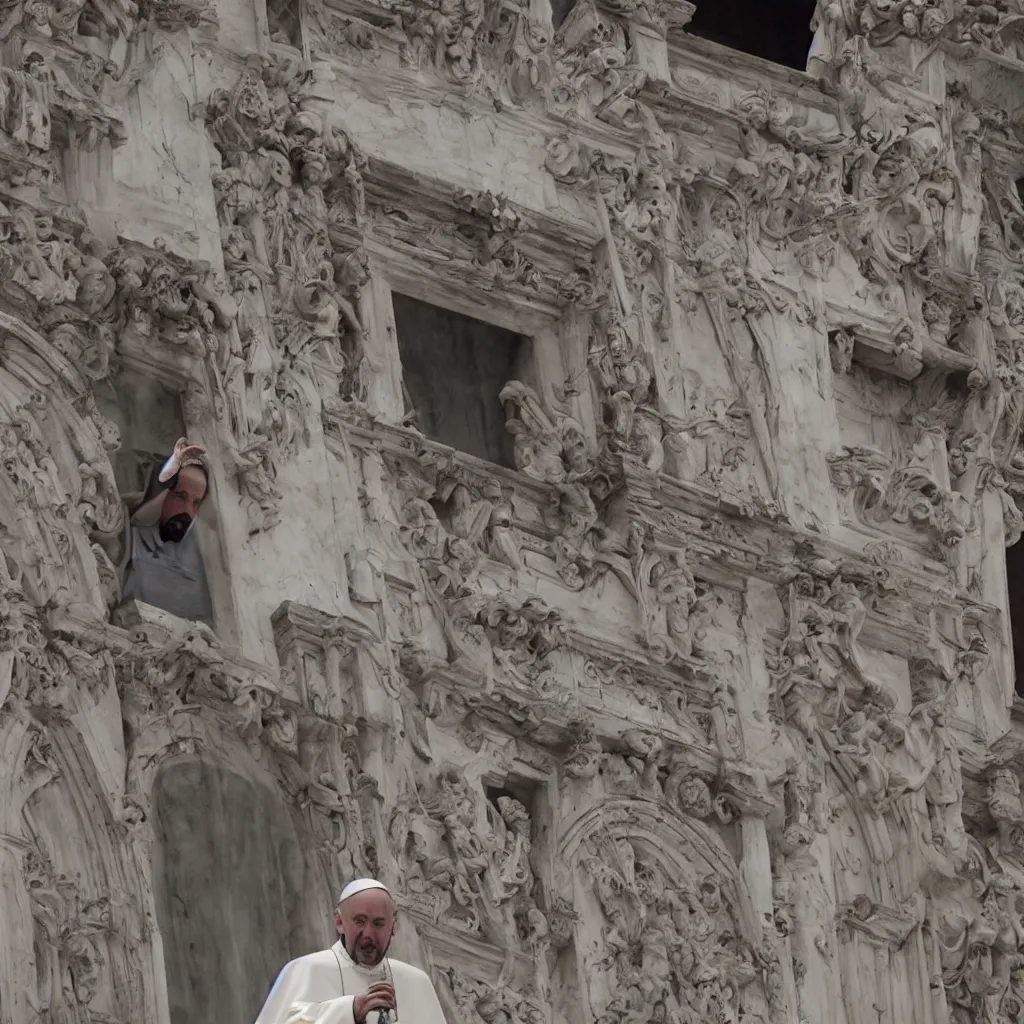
[254,940,449,1024]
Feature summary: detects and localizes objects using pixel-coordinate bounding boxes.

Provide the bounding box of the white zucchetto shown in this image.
[336,878,392,906]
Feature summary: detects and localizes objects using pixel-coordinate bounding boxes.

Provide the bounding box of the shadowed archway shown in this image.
[152,755,321,1024]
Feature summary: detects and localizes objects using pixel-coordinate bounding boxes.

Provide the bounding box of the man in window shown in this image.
[98,437,214,626]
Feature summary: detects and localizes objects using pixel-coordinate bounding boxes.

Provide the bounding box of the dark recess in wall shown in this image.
[687,0,818,71]
[393,292,528,469]
[551,0,576,29]
[1008,540,1024,696]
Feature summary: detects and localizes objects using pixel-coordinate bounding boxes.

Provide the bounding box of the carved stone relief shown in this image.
[4,2,1024,1024]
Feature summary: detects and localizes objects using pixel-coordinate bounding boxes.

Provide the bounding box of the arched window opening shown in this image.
[152,757,322,1024]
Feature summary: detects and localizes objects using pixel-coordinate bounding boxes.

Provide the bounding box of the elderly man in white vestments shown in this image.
[255,879,449,1024]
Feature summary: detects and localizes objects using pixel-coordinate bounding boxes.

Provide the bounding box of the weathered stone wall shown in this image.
[3,2,1024,1024]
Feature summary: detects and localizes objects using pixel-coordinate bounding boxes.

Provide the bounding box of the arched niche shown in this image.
[556,798,773,1024]
[18,719,154,1024]
[559,798,760,935]
[0,309,121,619]
[151,754,322,1024]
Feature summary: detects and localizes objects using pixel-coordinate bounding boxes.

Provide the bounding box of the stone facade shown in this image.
[4,1,1024,1024]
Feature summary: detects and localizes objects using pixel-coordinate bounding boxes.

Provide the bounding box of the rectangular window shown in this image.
[392,292,530,469]
[95,374,186,496]
[686,0,816,71]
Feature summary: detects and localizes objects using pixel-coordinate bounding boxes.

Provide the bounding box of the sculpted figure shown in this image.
[988,768,1024,858]
[501,381,570,483]
[807,2,847,79]
[488,795,533,905]
[255,879,449,1024]
[649,551,700,661]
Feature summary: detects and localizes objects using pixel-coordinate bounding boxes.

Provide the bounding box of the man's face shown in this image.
[159,465,207,543]
[335,890,396,967]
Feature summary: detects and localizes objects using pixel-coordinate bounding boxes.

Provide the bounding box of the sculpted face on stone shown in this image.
[335,889,397,967]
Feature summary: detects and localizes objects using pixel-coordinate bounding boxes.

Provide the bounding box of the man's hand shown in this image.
[173,437,207,464]
[353,984,397,1024]
[159,438,207,483]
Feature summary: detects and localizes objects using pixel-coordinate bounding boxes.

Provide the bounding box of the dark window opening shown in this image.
[484,779,536,812]
[551,0,576,30]
[686,0,817,71]
[393,293,530,469]
[94,374,213,628]
[267,0,302,46]
[97,374,185,497]
[1009,539,1024,697]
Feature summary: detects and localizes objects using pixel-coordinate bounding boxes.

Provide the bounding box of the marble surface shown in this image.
[3,2,1024,1023]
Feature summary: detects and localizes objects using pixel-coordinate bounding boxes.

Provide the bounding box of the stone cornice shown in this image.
[666,31,826,95]
[327,416,990,671]
[292,29,847,171]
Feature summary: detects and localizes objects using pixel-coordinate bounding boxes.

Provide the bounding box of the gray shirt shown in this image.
[122,522,213,625]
